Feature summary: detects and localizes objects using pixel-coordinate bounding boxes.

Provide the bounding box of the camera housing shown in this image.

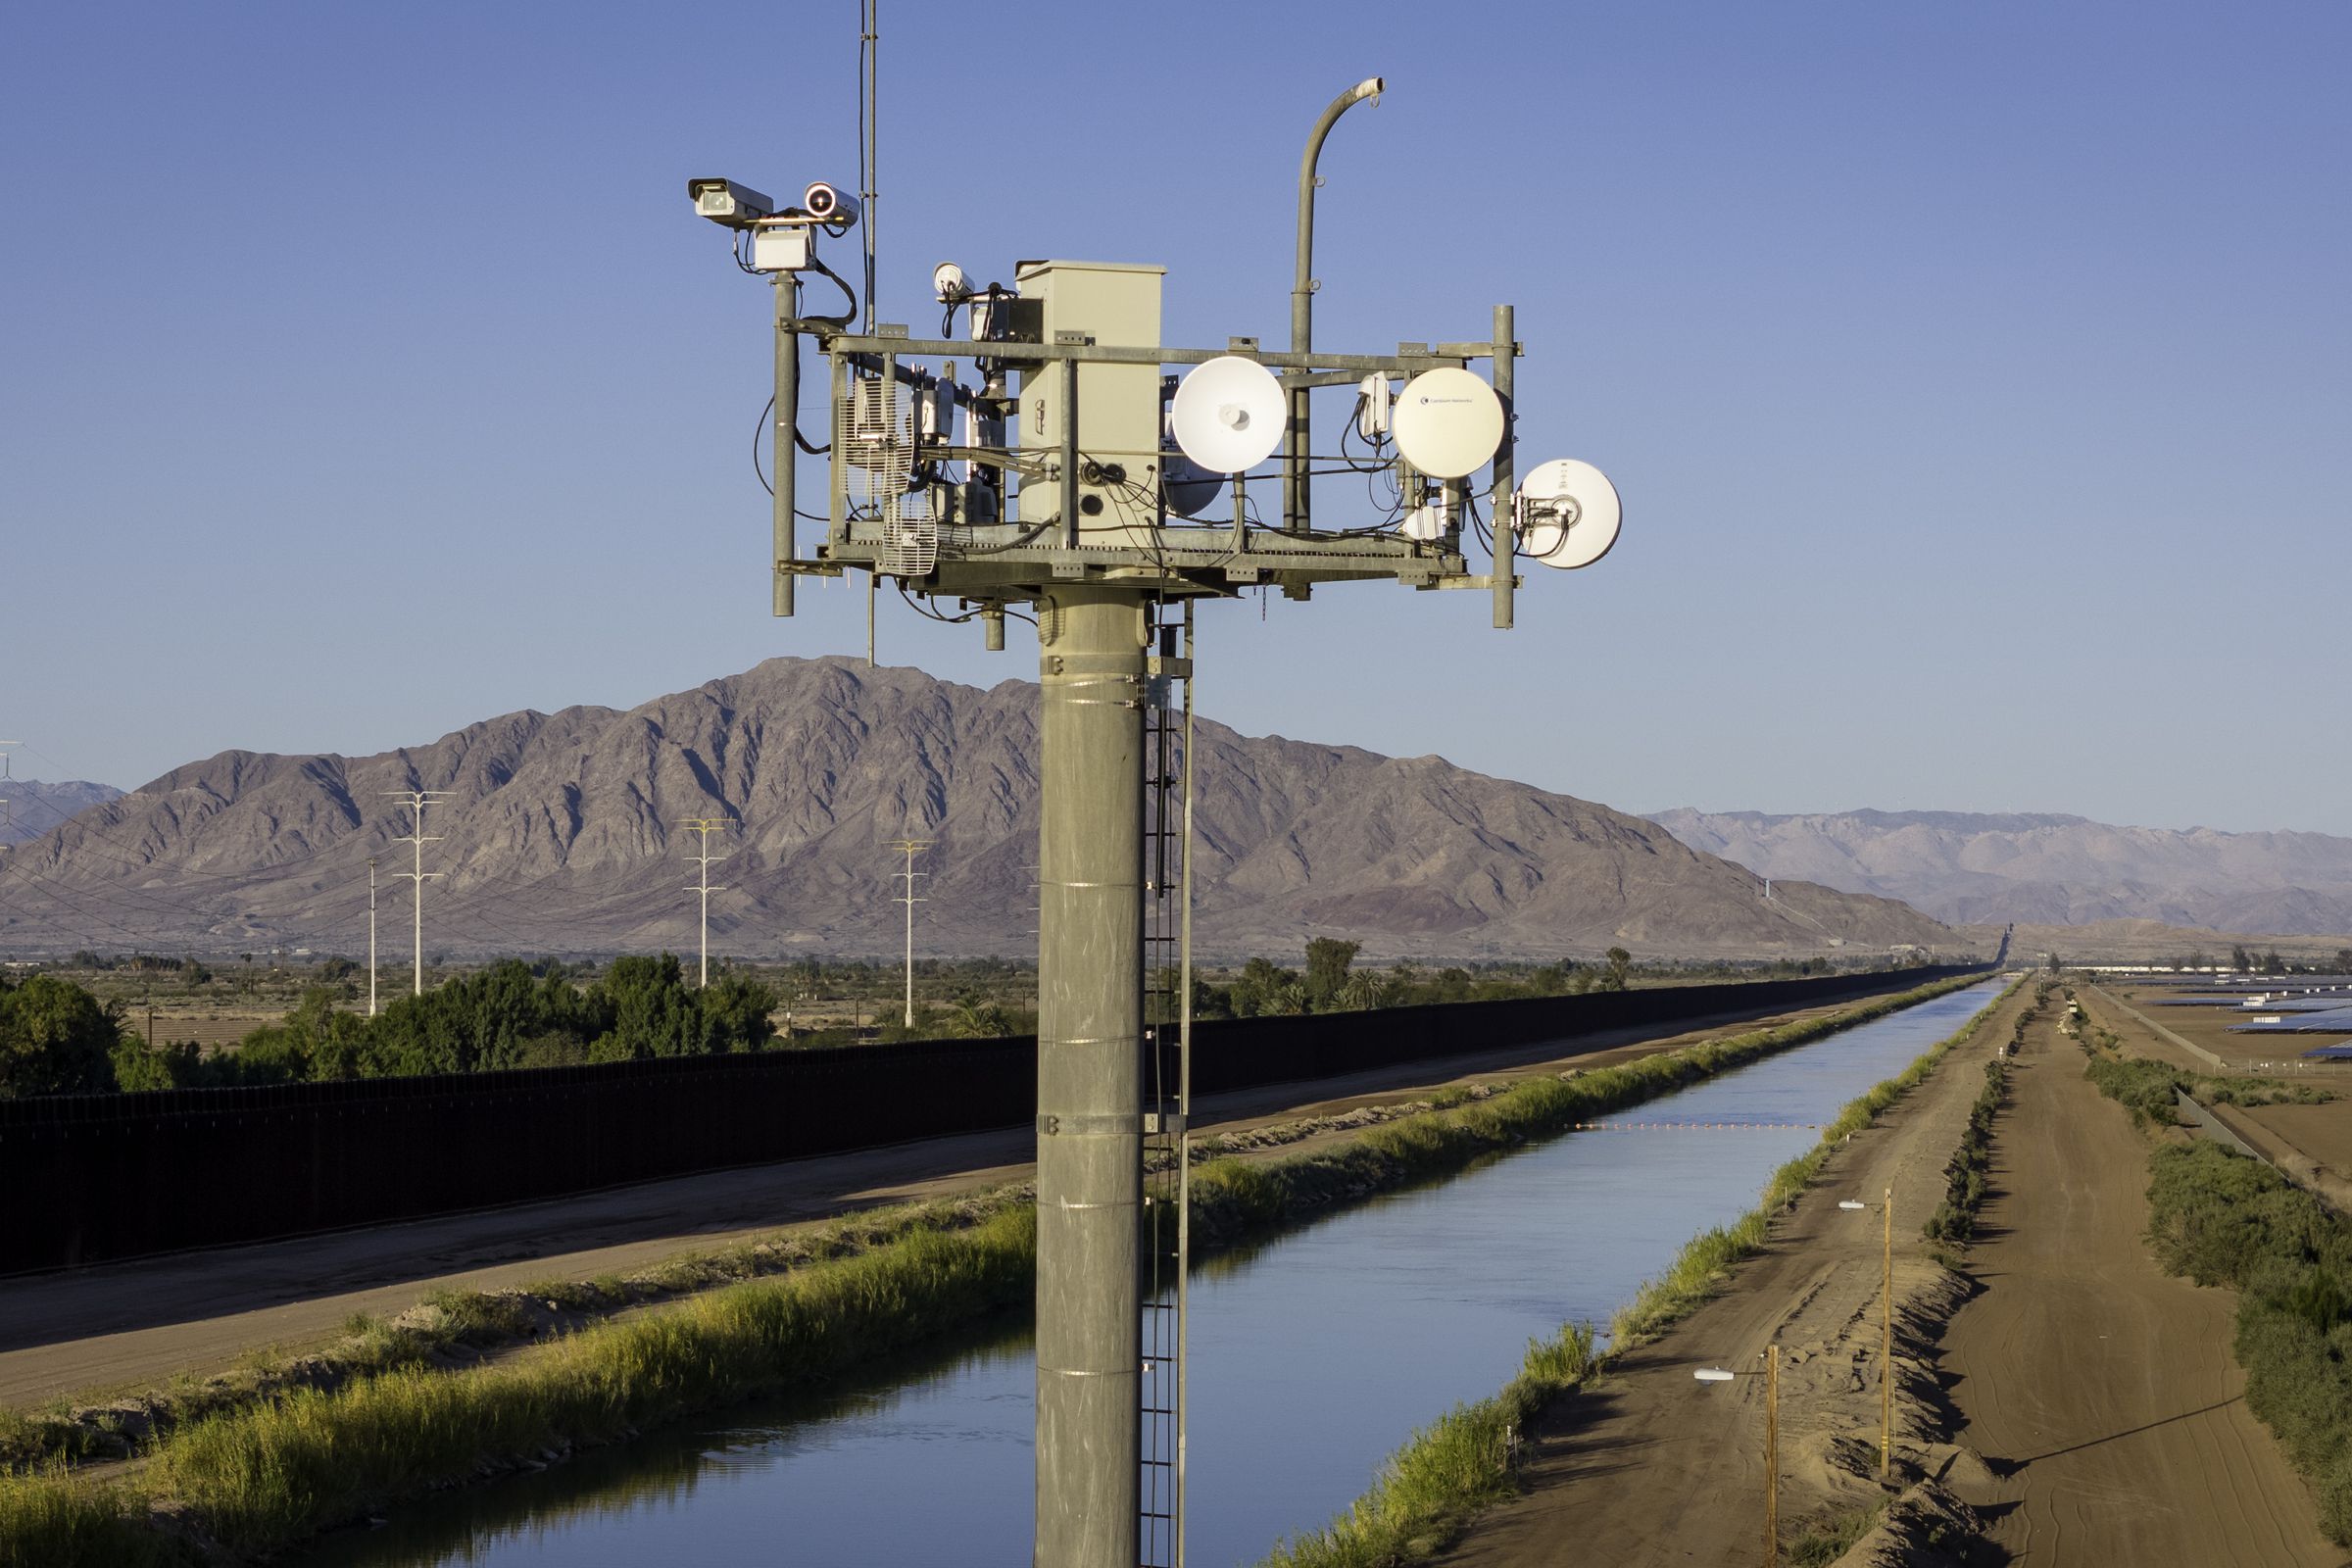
[687,177,775,228]
[802,181,862,227]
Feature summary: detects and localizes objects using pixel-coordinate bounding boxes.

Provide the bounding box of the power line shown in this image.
[677,818,731,989]
[886,838,929,1028]
[382,790,451,996]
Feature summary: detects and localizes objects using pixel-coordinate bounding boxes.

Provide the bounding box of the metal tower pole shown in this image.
[1286,76,1383,534]
[1034,585,1147,1568]
[886,839,929,1027]
[382,790,447,998]
[368,858,378,1017]
[411,822,424,996]
[773,274,799,616]
[678,819,731,989]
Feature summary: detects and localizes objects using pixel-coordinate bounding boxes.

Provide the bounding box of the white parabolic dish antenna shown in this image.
[1392,367,1504,479]
[1516,458,1622,569]
[1170,356,1287,474]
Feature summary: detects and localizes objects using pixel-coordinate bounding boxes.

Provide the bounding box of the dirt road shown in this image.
[1437,985,2029,1567]
[0,1000,1859,1409]
[1937,1006,2345,1565]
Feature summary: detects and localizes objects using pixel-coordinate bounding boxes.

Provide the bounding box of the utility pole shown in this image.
[886,839,929,1027]
[1763,1343,1781,1568]
[382,790,450,997]
[678,818,731,989]
[1881,1184,1894,1476]
[368,858,379,1016]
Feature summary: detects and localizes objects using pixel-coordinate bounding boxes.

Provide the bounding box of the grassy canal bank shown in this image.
[1257,974,2023,1568]
[0,972,1992,1566]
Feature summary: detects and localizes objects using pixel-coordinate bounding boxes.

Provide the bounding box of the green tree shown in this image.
[1601,947,1634,992]
[2047,952,2065,974]
[594,954,710,1059]
[1226,956,1298,1018]
[0,974,123,1097]
[700,969,782,1052]
[111,1037,204,1092]
[1303,938,1361,1008]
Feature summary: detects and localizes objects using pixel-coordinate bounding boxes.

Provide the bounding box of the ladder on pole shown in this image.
[1138,599,1194,1568]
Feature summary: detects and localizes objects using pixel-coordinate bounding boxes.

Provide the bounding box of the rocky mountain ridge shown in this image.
[1,659,1958,960]
[0,779,123,849]
[1648,807,2352,936]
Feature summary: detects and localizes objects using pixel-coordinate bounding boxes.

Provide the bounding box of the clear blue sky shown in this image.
[5,1,2346,833]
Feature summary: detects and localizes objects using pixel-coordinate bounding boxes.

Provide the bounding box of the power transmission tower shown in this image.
[886,839,929,1028]
[382,790,450,996]
[368,857,379,1016]
[0,742,19,836]
[678,818,731,989]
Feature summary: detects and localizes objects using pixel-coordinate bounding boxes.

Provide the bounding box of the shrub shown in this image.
[2140,1140,2352,1544]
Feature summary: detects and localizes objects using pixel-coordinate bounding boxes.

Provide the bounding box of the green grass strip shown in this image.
[0,972,1990,1566]
[1261,974,2022,1568]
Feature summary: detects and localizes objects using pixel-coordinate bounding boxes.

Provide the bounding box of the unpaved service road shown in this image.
[1939,1008,2344,1566]
[0,999,1864,1409]
[1438,984,2030,1568]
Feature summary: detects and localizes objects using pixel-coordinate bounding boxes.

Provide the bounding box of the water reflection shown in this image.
[296,981,2002,1568]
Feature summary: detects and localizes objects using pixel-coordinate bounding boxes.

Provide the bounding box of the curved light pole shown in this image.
[1286,75,1384,535]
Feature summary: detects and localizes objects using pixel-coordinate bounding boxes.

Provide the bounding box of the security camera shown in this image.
[802,181,862,227]
[687,177,775,229]
[933,261,970,304]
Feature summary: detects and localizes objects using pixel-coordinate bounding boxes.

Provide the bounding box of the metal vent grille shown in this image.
[834,377,934,577]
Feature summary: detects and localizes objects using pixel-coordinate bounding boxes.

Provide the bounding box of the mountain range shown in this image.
[1646,808,2352,936]
[0,659,1955,962]
[0,779,122,849]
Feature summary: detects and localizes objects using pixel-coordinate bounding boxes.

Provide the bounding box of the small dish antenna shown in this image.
[1514,458,1621,569]
[1391,367,1504,479]
[1170,355,1286,474]
[1161,447,1226,518]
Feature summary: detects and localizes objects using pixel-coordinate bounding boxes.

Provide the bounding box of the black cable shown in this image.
[803,256,859,325]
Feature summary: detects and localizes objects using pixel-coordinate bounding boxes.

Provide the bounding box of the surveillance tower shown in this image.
[687,66,1623,1568]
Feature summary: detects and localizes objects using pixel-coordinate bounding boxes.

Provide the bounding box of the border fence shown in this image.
[2,963,1981,1271]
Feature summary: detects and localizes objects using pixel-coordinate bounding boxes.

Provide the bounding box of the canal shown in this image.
[297,978,2006,1568]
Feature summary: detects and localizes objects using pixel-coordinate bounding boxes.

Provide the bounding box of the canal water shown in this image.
[297,979,2004,1568]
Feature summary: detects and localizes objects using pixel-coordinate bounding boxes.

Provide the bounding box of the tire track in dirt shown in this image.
[1936,1008,2345,1567]
[1436,984,2029,1568]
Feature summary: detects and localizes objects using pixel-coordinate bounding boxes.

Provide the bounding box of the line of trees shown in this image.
[2,956,783,1098]
[1185,940,1640,1019]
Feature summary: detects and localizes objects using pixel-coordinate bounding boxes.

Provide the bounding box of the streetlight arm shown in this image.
[1293,76,1384,312]
[1286,75,1383,535]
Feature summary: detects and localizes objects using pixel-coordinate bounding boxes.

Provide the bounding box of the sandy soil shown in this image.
[1435,986,2032,1568]
[0,999,1864,1411]
[1935,1007,2344,1565]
